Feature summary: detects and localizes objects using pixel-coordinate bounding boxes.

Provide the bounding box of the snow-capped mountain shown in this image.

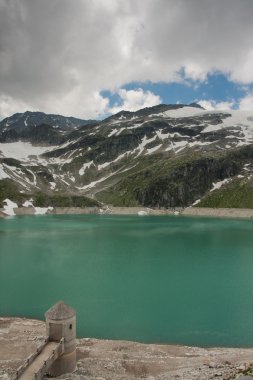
[1,104,253,208]
[0,111,96,144]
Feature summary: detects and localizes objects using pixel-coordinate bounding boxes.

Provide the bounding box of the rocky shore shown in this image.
[1,317,253,380]
[1,206,253,219]
[182,207,253,219]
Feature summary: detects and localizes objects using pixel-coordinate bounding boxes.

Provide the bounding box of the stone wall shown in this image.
[48,207,98,215]
[182,207,253,219]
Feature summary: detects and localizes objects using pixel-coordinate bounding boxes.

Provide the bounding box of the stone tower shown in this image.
[45,301,76,376]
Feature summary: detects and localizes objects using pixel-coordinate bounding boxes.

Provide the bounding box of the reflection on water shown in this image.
[0,214,253,347]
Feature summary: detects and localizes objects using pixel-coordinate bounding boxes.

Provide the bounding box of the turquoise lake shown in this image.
[1,214,253,347]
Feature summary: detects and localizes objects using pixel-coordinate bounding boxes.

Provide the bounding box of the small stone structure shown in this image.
[45,301,76,376]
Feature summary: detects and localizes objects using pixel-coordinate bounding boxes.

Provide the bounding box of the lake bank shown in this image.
[1,205,253,219]
[182,207,253,219]
[1,317,253,380]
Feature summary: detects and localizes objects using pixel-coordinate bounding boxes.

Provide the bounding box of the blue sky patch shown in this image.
[101,73,253,111]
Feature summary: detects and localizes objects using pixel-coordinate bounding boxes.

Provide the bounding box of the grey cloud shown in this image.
[0,0,253,118]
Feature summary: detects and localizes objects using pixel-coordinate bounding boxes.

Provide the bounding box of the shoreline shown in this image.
[182,207,253,219]
[1,317,253,379]
[1,206,253,219]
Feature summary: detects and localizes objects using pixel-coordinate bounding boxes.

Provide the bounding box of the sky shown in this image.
[0,0,253,120]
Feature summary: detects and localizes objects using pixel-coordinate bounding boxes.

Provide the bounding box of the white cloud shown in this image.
[43,90,110,119]
[0,94,34,119]
[198,100,234,111]
[238,94,253,110]
[109,88,161,114]
[230,50,253,84]
[1,0,253,118]
[183,62,209,82]
[199,95,253,112]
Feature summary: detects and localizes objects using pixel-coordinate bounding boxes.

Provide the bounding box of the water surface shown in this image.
[1,214,253,347]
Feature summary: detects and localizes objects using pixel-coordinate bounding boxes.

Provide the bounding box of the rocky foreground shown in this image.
[1,318,253,380]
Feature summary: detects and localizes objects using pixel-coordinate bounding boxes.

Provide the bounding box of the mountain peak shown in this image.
[188,102,204,109]
[0,111,97,138]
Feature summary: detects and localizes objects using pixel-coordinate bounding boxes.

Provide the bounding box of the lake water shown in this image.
[1,214,253,347]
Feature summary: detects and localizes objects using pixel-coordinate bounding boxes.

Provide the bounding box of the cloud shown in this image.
[0,95,34,119]
[1,0,253,118]
[197,100,234,111]
[199,94,253,111]
[238,93,253,110]
[109,89,161,114]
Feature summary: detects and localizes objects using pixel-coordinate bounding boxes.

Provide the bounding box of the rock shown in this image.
[238,364,247,371]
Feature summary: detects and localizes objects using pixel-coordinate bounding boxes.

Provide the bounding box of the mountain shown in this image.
[1,103,253,208]
[0,111,97,144]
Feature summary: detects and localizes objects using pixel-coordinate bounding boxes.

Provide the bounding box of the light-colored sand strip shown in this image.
[182,207,253,219]
[1,206,253,218]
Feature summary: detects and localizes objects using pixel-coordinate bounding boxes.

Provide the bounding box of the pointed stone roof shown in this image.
[45,301,76,320]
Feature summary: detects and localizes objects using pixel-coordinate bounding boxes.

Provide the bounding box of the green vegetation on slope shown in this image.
[198,177,253,208]
[33,192,100,207]
[0,179,99,208]
[96,150,241,207]
[97,145,253,208]
[0,179,26,205]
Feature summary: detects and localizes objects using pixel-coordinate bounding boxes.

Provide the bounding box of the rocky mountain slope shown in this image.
[0,111,96,144]
[1,104,253,209]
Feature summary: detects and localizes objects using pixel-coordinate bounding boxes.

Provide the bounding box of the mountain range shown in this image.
[0,104,253,209]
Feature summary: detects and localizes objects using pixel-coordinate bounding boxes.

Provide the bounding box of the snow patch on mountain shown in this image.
[188,140,213,147]
[22,199,34,207]
[154,106,203,119]
[210,178,231,192]
[26,169,37,186]
[108,129,118,137]
[116,127,126,136]
[79,161,94,175]
[202,111,253,135]
[0,142,57,161]
[136,135,157,157]
[156,130,188,140]
[128,122,146,130]
[34,206,53,215]
[3,199,18,216]
[97,162,111,170]
[146,144,162,155]
[108,127,126,136]
[156,129,171,140]
[1,163,39,190]
[165,140,188,152]
[0,164,10,179]
[78,173,113,190]
[97,151,132,170]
